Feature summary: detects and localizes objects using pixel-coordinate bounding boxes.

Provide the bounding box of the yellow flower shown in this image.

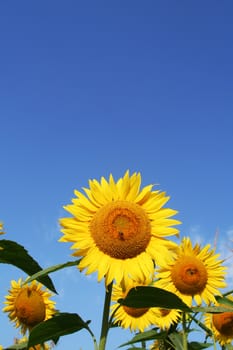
[15,336,53,350]
[153,305,180,330]
[59,171,180,285]
[156,237,227,306]
[150,340,171,350]
[110,277,161,332]
[150,341,160,350]
[3,278,56,334]
[205,296,233,346]
[0,222,4,235]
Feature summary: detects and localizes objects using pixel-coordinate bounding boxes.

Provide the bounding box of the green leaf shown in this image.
[0,240,56,293]
[192,305,233,313]
[168,332,183,350]
[27,312,90,348]
[119,286,191,312]
[119,329,167,347]
[215,295,233,308]
[24,259,81,285]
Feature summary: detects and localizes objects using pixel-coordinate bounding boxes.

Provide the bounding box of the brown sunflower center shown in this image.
[123,305,149,318]
[90,200,151,259]
[171,256,208,295]
[14,288,46,327]
[213,312,233,337]
[160,308,171,317]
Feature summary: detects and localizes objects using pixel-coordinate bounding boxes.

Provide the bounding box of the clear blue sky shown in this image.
[1,1,233,349]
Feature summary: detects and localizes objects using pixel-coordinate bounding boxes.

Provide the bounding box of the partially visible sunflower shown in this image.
[110,277,160,332]
[59,171,180,285]
[15,336,53,350]
[150,340,174,350]
[205,296,233,346]
[156,237,227,306]
[153,305,180,330]
[3,279,56,334]
[0,222,4,235]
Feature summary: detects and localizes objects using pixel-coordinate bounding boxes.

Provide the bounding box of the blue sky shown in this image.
[1,1,233,349]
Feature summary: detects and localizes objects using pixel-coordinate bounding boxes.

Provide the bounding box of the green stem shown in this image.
[99,282,113,350]
[86,325,99,350]
[182,312,188,350]
[141,340,146,349]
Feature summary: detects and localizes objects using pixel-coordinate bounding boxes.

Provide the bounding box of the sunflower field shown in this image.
[0,171,233,350]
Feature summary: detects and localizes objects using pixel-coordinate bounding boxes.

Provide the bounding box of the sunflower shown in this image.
[205,296,233,346]
[110,277,160,332]
[153,305,180,330]
[156,237,227,306]
[0,222,4,235]
[3,278,56,334]
[150,340,173,350]
[59,171,180,285]
[15,336,53,350]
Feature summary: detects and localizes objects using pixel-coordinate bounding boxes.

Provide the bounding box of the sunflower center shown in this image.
[160,308,171,317]
[14,288,46,327]
[171,256,208,295]
[90,200,151,259]
[123,305,149,318]
[213,312,233,337]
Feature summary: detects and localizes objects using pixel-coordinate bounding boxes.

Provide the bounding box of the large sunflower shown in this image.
[205,296,233,346]
[156,237,227,306]
[110,277,160,332]
[59,171,180,285]
[3,279,56,334]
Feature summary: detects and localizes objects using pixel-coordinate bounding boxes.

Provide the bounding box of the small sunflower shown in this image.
[59,171,180,285]
[150,340,172,350]
[205,296,233,346]
[153,305,180,330]
[150,341,160,350]
[156,237,227,306]
[110,278,160,332]
[0,222,4,235]
[15,337,53,350]
[3,278,56,334]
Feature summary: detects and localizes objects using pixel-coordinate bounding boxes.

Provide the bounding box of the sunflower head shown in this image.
[59,171,181,285]
[205,296,233,346]
[15,337,52,350]
[153,305,180,330]
[110,277,160,332]
[3,279,56,334]
[150,340,171,350]
[156,237,227,306]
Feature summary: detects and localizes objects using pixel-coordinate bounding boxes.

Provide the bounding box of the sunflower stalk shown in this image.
[141,340,146,349]
[99,282,113,350]
[182,312,188,350]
